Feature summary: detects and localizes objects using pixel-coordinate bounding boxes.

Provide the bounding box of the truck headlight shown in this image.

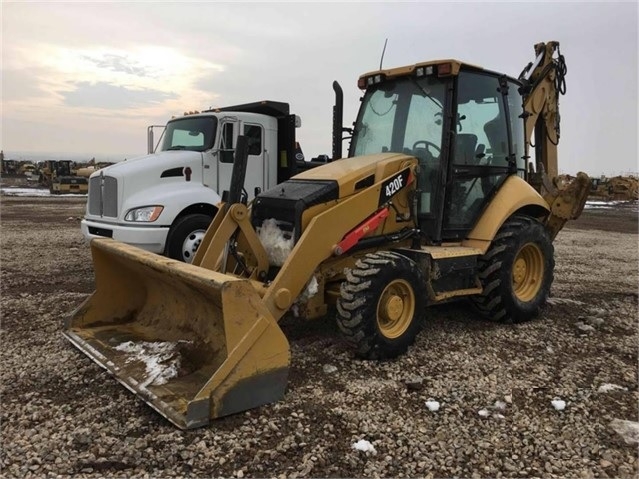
[124,206,164,222]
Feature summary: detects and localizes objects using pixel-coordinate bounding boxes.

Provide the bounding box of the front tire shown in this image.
[336,251,426,359]
[471,215,554,323]
[165,213,213,263]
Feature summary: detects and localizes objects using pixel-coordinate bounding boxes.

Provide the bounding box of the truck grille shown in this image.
[88,175,118,217]
[88,177,101,215]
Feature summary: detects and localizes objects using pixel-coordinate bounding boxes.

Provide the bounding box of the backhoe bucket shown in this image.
[64,238,290,429]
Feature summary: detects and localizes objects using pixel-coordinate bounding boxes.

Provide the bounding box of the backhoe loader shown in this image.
[65,41,590,429]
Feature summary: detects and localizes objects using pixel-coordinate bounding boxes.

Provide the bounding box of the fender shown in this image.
[462,175,549,253]
[124,183,221,227]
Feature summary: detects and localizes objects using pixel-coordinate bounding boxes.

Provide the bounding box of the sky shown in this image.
[1,1,637,176]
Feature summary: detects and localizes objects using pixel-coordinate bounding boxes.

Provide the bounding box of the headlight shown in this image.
[124,206,164,222]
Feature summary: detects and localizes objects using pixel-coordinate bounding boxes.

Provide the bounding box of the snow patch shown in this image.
[494,400,507,411]
[323,364,337,374]
[584,200,626,209]
[114,340,188,387]
[546,297,585,306]
[0,186,86,197]
[610,419,639,445]
[575,321,596,333]
[551,399,566,411]
[352,439,376,453]
[258,219,294,266]
[597,383,628,393]
[425,399,440,412]
[478,408,490,417]
[298,276,319,302]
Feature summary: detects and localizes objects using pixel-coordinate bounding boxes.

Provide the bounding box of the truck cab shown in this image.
[81,101,302,262]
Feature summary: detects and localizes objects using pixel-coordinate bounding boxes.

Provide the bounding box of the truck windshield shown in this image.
[350,76,448,158]
[159,116,217,152]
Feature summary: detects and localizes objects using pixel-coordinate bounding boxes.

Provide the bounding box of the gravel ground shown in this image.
[1,195,637,478]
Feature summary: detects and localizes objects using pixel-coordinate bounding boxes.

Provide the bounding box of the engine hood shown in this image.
[293,152,417,198]
[86,150,208,221]
[94,150,204,180]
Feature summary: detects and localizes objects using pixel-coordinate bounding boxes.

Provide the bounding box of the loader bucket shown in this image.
[64,238,290,429]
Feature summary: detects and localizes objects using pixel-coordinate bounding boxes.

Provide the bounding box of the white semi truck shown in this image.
[81,101,315,262]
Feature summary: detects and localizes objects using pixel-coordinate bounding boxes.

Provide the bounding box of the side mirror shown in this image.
[220,150,234,164]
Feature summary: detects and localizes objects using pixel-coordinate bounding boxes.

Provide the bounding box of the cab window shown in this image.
[244,124,263,156]
[444,72,511,234]
[220,123,235,163]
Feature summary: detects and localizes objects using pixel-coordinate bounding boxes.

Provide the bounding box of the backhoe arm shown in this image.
[519,41,590,238]
[520,41,564,180]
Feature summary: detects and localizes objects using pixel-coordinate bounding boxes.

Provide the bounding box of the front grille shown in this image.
[88,177,101,215]
[87,174,118,217]
[103,176,118,217]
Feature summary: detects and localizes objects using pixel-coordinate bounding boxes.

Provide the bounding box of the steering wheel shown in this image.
[412,140,441,156]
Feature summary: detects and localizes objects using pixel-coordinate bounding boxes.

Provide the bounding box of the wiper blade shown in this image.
[410,77,442,109]
[166,146,187,150]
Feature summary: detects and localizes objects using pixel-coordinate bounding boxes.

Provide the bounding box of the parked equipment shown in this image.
[39,160,89,194]
[0,151,19,177]
[65,41,589,429]
[588,175,638,202]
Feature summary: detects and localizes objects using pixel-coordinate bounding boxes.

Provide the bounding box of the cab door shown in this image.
[216,120,266,200]
[441,71,524,240]
[242,123,267,197]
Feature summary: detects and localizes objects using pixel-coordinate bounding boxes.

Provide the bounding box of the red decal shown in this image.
[184,167,192,181]
[334,208,389,255]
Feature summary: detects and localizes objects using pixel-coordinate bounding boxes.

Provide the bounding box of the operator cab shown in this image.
[349,61,526,243]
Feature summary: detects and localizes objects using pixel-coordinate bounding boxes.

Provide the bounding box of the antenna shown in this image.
[379,38,388,70]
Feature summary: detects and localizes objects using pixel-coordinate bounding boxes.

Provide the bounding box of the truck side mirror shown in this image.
[220,150,234,164]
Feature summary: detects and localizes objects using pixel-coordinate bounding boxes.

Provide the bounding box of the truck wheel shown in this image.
[471,215,554,323]
[165,213,213,263]
[336,251,426,359]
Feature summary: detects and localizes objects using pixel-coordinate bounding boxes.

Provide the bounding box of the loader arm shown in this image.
[519,41,590,238]
[194,158,420,322]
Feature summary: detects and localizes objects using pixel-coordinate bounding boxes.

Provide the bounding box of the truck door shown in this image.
[216,120,266,200]
[242,123,267,196]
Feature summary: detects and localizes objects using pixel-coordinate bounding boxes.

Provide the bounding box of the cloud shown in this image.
[2,69,49,101]
[1,2,636,174]
[83,53,152,77]
[61,82,177,110]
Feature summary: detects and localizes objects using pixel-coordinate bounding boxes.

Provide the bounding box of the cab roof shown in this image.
[359,59,469,80]
[358,58,520,86]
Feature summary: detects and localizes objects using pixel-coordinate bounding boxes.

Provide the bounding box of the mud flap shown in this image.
[64,239,290,429]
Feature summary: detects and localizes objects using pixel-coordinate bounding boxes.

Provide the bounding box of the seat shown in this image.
[454,133,478,165]
[483,114,508,166]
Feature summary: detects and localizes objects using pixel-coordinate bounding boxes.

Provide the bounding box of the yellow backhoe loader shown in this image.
[39,160,89,194]
[65,41,590,429]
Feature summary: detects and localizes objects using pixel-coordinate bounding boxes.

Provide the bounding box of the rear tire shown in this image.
[336,251,426,359]
[471,215,554,323]
[165,213,213,263]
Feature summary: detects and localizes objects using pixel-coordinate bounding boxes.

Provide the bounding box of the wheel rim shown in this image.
[512,243,544,302]
[182,229,206,263]
[376,279,415,339]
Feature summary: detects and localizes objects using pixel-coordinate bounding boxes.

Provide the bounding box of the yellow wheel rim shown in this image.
[376,279,415,339]
[512,243,544,302]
